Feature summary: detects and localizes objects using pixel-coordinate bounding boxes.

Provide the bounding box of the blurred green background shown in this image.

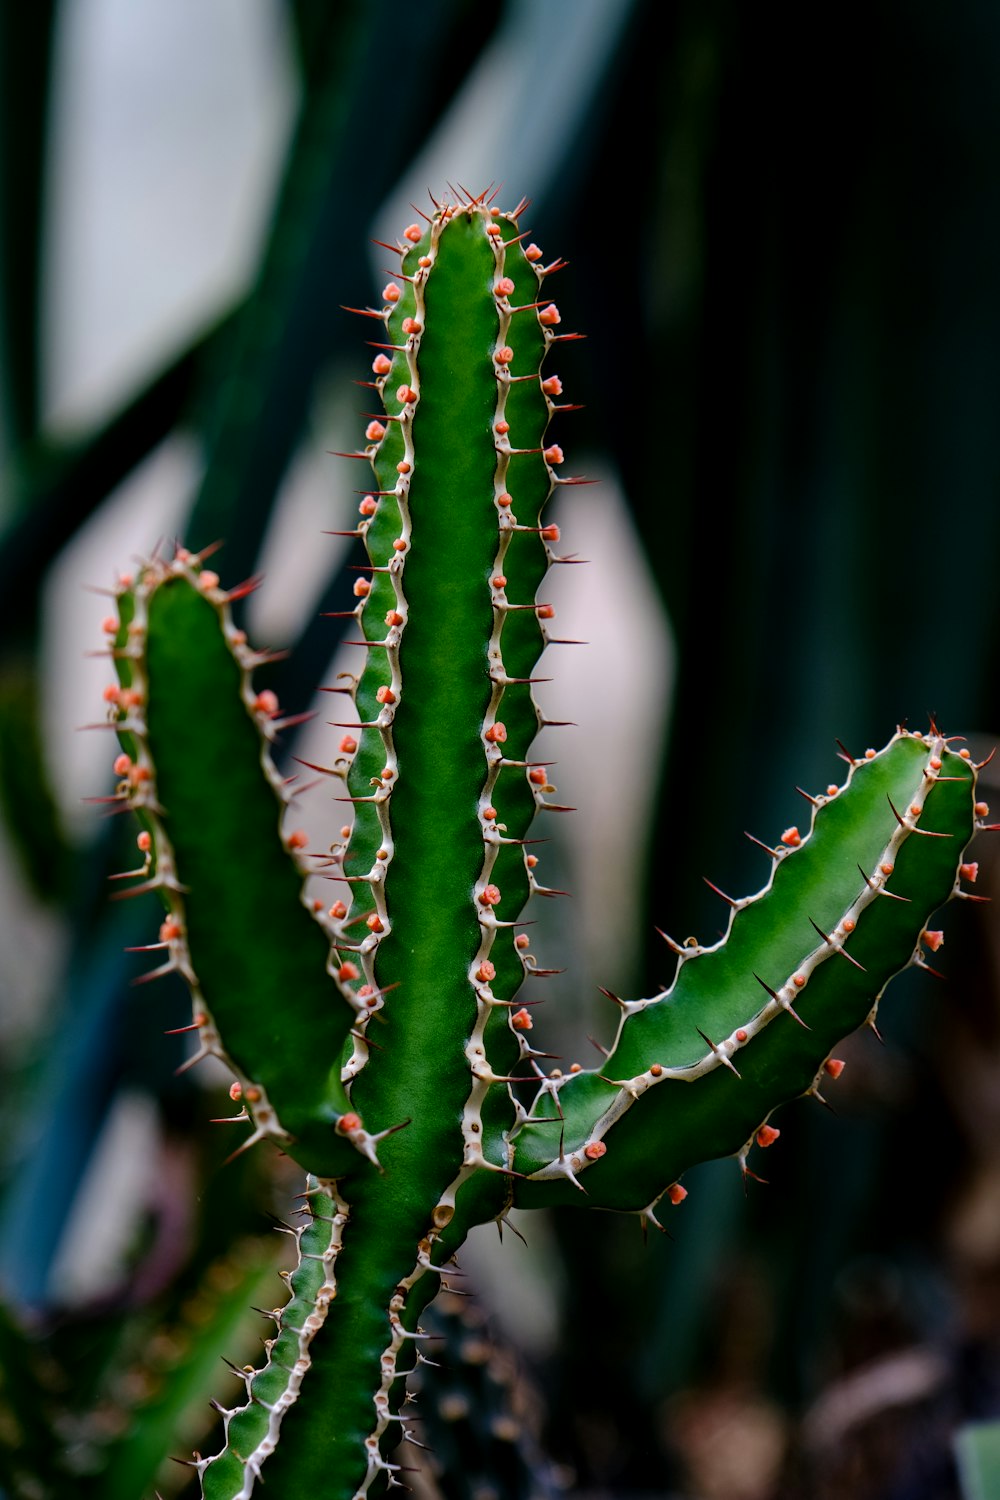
[2,2,1000,1496]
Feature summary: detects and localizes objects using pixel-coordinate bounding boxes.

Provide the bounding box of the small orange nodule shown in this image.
[569,1063,582,1073]
[103,683,121,704]
[976,800,990,817]
[541,523,561,541]
[960,861,980,883]
[353,578,371,598]
[484,722,507,744]
[403,224,422,243]
[524,244,543,262]
[824,1058,846,1079]
[396,384,417,404]
[960,747,972,759]
[385,610,404,627]
[372,354,392,375]
[229,1082,243,1101]
[497,492,513,508]
[329,900,347,920]
[495,419,510,436]
[780,827,801,847]
[255,690,279,716]
[495,346,514,366]
[402,316,422,334]
[880,862,894,877]
[101,615,119,635]
[392,537,407,552]
[668,1183,688,1205]
[514,933,530,950]
[543,445,564,465]
[376,686,396,705]
[338,961,360,982]
[476,960,496,984]
[492,574,507,588]
[929,756,942,771]
[538,303,561,326]
[541,375,562,396]
[528,767,546,785]
[495,277,516,296]
[511,1007,532,1030]
[922,928,945,952]
[735,1029,748,1044]
[159,919,182,942]
[287,829,308,850]
[114,753,132,777]
[198,570,220,591]
[366,421,386,442]
[340,735,358,754]
[136,830,152,852]
[525,854,538,868]
[792,973,806,988]
[360,497,377,516]
[479,884,502,907]
[842,918,856,933]
[483,806,497,821]
[396,460,411,475]
[536,604,555,620]
[418,255,432,268]
[382,283,401,303]
[826,783,839,796]
[650,1063,664,1077]
[486,224,502,238]
[584,1140,606,1161]
[338,1112,362,1133]
[756,1124,780,1148]
[366,913,384,933]
[864,748,876,759]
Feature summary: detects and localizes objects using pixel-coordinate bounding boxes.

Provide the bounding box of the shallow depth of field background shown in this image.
[2,3,1000,1497]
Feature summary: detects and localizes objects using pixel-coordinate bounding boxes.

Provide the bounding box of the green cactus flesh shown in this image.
[100,193,981,1498]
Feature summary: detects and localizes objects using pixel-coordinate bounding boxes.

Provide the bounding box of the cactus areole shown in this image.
[101,192,982,1499]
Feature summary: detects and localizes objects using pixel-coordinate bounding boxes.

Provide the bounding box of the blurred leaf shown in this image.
[956,1420,1000,1500]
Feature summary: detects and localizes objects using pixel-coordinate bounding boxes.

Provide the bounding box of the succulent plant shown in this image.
[97,190,983,1499]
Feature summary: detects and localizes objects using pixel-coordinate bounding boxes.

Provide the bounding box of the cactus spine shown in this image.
[100,191,982,1498]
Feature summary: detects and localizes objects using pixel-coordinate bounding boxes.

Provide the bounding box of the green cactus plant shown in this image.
[97,190,985,1499]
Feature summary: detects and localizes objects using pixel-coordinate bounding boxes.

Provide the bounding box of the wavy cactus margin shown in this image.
[94,189,988,1499]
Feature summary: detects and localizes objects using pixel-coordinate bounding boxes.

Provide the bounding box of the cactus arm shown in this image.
[107,557,373,1176]
[510,731,979,1214]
